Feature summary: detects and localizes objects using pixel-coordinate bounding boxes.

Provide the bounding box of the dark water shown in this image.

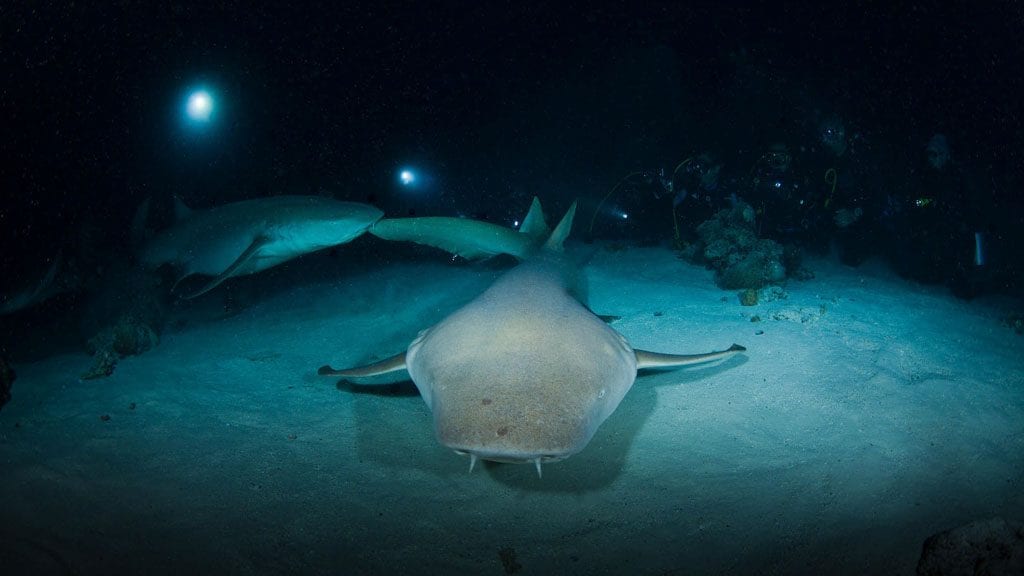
[1,3,1023,574]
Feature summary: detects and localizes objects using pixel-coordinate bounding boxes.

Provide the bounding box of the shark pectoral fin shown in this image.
[181,236,270,299]
[169,270,197,293]
[635,343,746,370]
[318,351,408,378]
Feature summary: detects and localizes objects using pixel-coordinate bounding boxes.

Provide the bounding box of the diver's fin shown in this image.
[318,351,408,378]
[635,344,746,370]
[181,236,269,299]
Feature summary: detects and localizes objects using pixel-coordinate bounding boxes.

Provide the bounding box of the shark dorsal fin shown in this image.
[518,197,549,239]
[544,201,577,252]
[173,196,193,221]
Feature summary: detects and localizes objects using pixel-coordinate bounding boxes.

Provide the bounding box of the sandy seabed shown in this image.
[1,246,1022,575]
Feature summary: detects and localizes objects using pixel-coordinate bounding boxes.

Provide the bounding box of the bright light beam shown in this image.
[185,89,214,123]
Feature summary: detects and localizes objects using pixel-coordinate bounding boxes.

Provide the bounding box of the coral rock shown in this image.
[917,517,1024,576]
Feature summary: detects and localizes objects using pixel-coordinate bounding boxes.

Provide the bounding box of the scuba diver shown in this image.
[746,142,832,246]
[663,153,725,233]
[587,153,726,245]
[745,113,884,265]
[886,133,990,297]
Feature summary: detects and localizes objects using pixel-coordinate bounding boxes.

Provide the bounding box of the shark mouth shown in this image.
[454,450,565,478]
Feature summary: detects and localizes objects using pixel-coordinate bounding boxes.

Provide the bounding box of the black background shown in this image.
[2,1,1022,293]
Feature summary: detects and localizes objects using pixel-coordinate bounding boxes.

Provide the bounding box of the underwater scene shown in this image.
[1,3,1022,575]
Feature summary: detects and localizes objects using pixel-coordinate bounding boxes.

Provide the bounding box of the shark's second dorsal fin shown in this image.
[173,196,193,221]
[544,201,577,252]
[518,197,549,240]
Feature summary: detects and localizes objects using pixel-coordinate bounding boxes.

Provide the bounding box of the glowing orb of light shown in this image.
[399,169,416,186]
[185,89,214,123]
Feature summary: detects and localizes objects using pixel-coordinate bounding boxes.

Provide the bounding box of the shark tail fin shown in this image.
[518,197,549,240]
[543,201,577,252]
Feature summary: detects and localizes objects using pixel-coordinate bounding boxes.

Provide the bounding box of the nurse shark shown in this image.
[319,199,745,475]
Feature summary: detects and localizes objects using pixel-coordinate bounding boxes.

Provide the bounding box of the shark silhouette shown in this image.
[139,196,384,298]
[319,199,745,475]
[0,252,70,315]
[139,195,562,298]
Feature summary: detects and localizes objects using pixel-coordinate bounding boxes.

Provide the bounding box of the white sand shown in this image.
[1,246,1022,575]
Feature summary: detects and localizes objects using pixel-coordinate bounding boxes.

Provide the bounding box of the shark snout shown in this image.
[429,386,597,477]
[436,413,587,477]
[452,448,568,478]
[451,448,569,465]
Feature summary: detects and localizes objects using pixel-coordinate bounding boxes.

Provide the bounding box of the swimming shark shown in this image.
[366,197,549,260]
[0,252,69,315]
[139,195,560,298]
[139,196,384,298]
[318,199,745,476]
